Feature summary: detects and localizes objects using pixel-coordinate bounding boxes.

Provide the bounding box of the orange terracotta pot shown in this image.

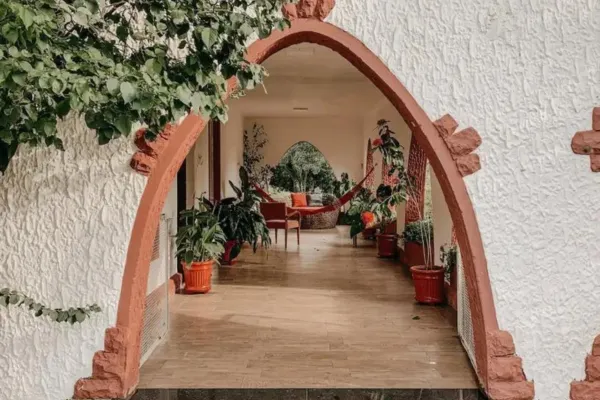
[183,260,213,294]
[410,265,445,304]
[377,234,398,258]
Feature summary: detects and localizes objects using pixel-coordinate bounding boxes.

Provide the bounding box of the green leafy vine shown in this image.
[0,0,294,172]
[0,288,102,324]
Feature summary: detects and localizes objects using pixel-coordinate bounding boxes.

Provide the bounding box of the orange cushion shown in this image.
[291,193,308,207]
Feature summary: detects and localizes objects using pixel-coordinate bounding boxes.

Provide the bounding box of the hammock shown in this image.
[254,167,376,217]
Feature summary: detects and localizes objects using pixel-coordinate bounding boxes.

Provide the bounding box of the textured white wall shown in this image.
[328,1,600,399]
[221,102,244,198]
[0,115,145,400]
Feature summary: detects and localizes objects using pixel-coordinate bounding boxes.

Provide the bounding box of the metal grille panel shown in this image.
[141,216,170,365]
[457,246,477,370]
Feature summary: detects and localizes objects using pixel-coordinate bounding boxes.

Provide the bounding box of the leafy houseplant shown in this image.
[175,202,226,294]
[346,188,377,239]
[440,244,458,275]
[204,167,271,265]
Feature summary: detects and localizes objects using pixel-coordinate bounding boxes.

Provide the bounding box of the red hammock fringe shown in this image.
[254,167,376,217]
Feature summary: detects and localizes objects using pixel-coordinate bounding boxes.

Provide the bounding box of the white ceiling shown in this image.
[234,44,385,117]
[261,43,368,82]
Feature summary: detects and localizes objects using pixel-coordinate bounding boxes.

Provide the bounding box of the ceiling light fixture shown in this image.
[293,107,309,112]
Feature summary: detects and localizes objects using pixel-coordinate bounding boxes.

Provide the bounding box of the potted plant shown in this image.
[401,219,433,266]
[175,203,226,294]
[206,167,271,265]
[404,219,444,304]
[440,243,458,308]
[372,183,404,258]
[346,188,377,240]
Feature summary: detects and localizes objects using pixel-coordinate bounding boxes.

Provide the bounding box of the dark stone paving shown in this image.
[131,389,487,400]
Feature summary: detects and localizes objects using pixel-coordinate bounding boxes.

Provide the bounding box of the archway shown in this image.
[74,16,532,400]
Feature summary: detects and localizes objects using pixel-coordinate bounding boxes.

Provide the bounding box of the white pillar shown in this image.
[430,165,453,265]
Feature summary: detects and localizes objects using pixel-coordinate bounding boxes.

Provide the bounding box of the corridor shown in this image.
[139,230,478,389]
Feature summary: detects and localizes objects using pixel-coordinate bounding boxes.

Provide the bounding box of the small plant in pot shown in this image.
[402,219,433,267]
[175,203,226,294]
[206,167,271,265]
[372,183,406,258]
[403,219,445,304]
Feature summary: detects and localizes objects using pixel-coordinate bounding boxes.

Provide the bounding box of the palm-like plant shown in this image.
[204,167,271,259]
[175,204,227,266]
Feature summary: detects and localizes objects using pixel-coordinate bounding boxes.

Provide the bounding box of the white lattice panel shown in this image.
[457,246,477,371]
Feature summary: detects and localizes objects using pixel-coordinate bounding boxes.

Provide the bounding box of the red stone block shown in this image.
[433,114,459,139]
[488,330,516,357]
[487,381,534,400]
[571,381,600,400]
[489,356,525,382]
[455,154,481,177]
[446,127,482,157]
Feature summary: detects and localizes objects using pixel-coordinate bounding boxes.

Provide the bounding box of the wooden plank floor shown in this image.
[139,230,478,389]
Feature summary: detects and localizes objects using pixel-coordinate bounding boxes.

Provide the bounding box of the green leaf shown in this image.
[176,85,192,105]
[75,311,86,323]
[0,131,13,144]
[120,82,137,103]
[56,99,71,118]
[106,78,119,95]
[201,27,218,49]
[12,74,27,86]
[20,8,34,29]
[114,115,132,135]
[3,27,18,44]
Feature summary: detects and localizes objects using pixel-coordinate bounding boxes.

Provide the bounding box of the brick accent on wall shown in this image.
[571,107,600,172]
[487,331,535,400]
[433,114,482,177]
[570,336,600,400]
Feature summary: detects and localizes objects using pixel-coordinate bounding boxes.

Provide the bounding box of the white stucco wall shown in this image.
[327,1,600,399]
[0,115,145,400]
[221,102,244,198]
[0,2,598,399]
[245,116,365,182]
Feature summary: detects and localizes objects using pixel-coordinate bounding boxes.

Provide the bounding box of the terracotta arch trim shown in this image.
[76,18,532,400]
[572,107,600,172]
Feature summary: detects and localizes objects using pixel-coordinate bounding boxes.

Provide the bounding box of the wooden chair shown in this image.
[260,202,301,250]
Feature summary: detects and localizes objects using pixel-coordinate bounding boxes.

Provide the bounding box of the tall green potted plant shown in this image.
[175,203,226,294]
[206,167,271,265]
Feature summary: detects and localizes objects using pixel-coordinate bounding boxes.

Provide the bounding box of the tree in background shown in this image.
[243,123,269,184]
[0,0,293,172]
[270,141,335,193]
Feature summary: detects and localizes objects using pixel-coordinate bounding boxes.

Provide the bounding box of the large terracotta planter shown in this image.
[410,265,445,304]
[377,234,398,258]
[183,260,213,294]
[403,241,432,266]
[221,240,241,266]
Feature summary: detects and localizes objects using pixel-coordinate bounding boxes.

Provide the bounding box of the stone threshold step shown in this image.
[130,388,487,400]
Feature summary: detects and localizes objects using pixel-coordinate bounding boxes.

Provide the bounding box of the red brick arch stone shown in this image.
[75,17,533,400]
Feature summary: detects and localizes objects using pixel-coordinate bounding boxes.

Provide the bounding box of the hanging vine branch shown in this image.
[0,0,294,172]
[0,288,102,324]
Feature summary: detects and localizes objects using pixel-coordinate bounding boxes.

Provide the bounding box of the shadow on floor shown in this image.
[131,388,487,400]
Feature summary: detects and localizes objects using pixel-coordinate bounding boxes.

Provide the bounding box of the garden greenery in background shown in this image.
[0,0,294,172]
[270,141,336,193]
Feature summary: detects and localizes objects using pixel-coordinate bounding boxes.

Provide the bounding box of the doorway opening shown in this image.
[75,18,526,400]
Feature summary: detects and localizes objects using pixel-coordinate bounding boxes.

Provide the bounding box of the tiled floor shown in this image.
[139,230,478,390]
